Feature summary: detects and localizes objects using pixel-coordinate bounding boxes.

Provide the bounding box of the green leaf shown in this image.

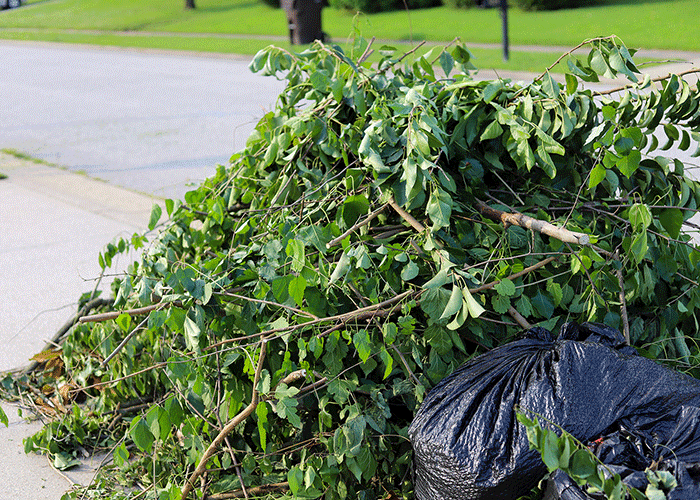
[288,466,304,495]
[463,288,486,318]
[148,203,162,231]
[617,149,641,177]
[0,405,7,428]
[256,402,268,451]
[565,73,578,94]
[146,405,171,442]
[542,430,561,472]
[379,348,393,379]
[492,294,510,314]
[589,164,606,189]
[129,416,155,453]
[547,281,563,307]
[532,291,554,319]
[115,312,131,332]
[427,188,452,229]
[286,239,306,273]
[659,208,683,239]
[423,269,451,289]
[480,121,504,141]
[570,448,597,479]
[53,452,81,471]
[483,81,504,103]
[183,314,201,353]
[439,285,463,321]
[274,384,302,428]
[630,230,649,264]
[439,51,455,77]
[340,194,370,229]
[628,203,652,230]
[589,48,608,75]
[494,278,516,297]
[329,251,351,284]
[401,261,419,281]
[353,329,372,363]
[288,275,307,308]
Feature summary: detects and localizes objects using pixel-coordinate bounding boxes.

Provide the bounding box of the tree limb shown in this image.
[469,256,558,294]
[21,297,112,374]
[218,292,319,320]
[326,203,388,248]
[79,302,176,323]
[508,306,531,330]
[181,338,268,500]
[206,290,417,351]
[204,482,289,500]
[388,197,426,234]
[476,200,591,245]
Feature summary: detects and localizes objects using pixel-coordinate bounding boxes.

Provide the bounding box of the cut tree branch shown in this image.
[476,200,591,246]
[508,306,531,330]
[206,289,417,351]
[218,292,319,320]
[469,256,558,294]
[326,203,388,248]
[79,302,179,323]
[181,338,268,500]
[205,482,289,499]
[388,197,426,234]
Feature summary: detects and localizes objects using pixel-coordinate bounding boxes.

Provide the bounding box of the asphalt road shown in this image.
[0,41,286,198]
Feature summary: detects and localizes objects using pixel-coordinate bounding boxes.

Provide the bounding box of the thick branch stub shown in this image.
[476,201,591,246]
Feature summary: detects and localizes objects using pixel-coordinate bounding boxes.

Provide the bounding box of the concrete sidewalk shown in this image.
[0,152,158,498]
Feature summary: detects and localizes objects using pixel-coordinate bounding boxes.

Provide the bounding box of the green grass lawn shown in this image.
[1,0,697,72]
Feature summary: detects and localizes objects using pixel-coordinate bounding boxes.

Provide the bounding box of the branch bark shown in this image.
[206,290,416,351]
[508,306,531,330]
[79,302,176,323]
[205,482,289,500]
[469,256,558,294]
[326,203,388,248]
[388,197,426,234]
[476,200,591,246]
[181,338,268,500]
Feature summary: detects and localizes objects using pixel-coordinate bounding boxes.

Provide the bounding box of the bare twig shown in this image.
[79,302,176,323]
[218,292,318,320]
[388,197,426,234]
[206,290,417,351]
[476,200,591,246]
[595,67,700,96]
[391,345,421,386]
[534,36,617,82]
[357,37,375,65]
[326,203,389,248]
[204,482,289,499]
[101,310,160,367]
[22,297,112,375]
[614,250,631,345]
[181,338,268,500]
[508,306,531,330]
[469,256,558,294]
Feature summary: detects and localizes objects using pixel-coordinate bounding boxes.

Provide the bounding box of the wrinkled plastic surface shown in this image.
[546,428,700,499]
[409,323,700,500]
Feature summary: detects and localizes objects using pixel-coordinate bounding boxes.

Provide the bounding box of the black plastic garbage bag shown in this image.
[546,425,700,499]
[409,322,700,500]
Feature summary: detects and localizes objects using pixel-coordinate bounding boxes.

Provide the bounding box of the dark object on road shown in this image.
[281,0,325,45]
[409,322,700,500]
